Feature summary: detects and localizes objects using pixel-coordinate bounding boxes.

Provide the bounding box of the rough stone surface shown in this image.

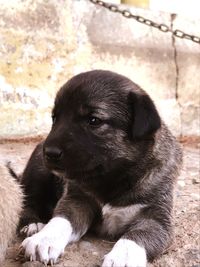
[0,0,75,137]
[172,16,200,137]
[0,0,199,138]
[0,139,199,267]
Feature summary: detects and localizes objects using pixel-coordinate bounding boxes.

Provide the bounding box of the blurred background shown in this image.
[0,0,199,139]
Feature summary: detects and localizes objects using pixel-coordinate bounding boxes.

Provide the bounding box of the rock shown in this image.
[191,193,200,200]
[79,241,98,253]
[177,180,185,187]
[192,178,200,184]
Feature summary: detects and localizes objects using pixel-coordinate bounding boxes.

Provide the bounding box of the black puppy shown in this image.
[20,70,182,267]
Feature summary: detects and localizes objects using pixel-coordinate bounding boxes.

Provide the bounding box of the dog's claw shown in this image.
[18,245,24,256]
[50,259,54,266]
[30,255,33,262]
[43,260,48,266]
[16,246,24,261]
[20,226,28,234]
[18,245,23,251]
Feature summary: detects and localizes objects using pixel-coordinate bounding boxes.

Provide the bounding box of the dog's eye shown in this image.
[87,116,102,127]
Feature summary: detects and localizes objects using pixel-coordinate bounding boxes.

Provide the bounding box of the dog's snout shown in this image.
[44,146,63,161]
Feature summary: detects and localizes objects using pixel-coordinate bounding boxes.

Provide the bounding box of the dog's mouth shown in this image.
[43,146,105,180]
[44,159,65,174]
[51,169,66,178]
[44,157,103,180]
[65,164,104,180]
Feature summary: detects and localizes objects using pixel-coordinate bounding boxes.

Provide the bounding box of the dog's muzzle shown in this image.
[43,146,66,173]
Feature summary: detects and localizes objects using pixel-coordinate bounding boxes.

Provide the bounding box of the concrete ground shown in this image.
[0,139,199,267]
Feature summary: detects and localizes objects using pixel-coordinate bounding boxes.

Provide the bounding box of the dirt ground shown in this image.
[0,139,199,267]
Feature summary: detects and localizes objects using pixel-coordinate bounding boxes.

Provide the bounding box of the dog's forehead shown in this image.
[55,70,144,118]
[57,71,129,105]
[64,74,128,97]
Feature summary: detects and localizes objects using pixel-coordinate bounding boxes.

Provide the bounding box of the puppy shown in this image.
[20,70,182,267]
[0,165,23,263]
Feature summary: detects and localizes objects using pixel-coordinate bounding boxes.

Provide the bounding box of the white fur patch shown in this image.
[102,239,147,267]
[21,217,79,264]
[20,222,45,237]
[101,204,147,236]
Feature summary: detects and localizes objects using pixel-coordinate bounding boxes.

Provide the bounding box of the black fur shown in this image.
[19,143,64,229]
[19,70,182,262]
[128,92,161,139]
[6,162,20,181]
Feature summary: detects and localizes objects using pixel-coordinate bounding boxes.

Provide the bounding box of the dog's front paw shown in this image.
[21,217,73,265]
[20,222,45,237]
[22,231,65,264]
[102,239,147,267]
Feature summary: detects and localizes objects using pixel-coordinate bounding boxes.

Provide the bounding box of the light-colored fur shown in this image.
[22,217,80,264]
[0,165,23,263]
[100,204,147,237]
[102,239,147,267]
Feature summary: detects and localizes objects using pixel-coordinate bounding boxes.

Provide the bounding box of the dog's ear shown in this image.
[128,91,161,139]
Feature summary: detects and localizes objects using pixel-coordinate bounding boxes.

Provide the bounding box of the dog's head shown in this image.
[43,70,161,179]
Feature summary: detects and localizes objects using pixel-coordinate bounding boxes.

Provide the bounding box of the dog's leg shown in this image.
[19,142,64,236]
[102,211,172,267]
[21,182,99,264]
[21,217,73,264]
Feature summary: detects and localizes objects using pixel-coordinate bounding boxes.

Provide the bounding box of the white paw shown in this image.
[102,239,147,267]
[21,217,74,264]
[20,222,45,237]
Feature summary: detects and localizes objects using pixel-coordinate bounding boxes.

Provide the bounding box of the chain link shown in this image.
[89,0,200,44]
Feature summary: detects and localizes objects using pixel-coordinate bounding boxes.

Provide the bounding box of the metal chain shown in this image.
[89,0,200,44]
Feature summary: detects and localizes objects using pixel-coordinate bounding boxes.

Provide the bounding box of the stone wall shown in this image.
[0,0,199,138]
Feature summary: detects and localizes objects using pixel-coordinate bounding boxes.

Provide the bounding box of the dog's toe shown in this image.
[21,227,66,264]
[22,236,38,261]
[48,246,63,264]
[102,239,147,267]
[20,222,45,237]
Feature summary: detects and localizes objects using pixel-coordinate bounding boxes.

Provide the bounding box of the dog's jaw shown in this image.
[52,169,66,179]
[21,217,80,264]
[102,239,147,267]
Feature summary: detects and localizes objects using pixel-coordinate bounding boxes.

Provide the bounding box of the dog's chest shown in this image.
[98,203,146,237]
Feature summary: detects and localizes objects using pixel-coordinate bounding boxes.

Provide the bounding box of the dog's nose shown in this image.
[44,146,63,161]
